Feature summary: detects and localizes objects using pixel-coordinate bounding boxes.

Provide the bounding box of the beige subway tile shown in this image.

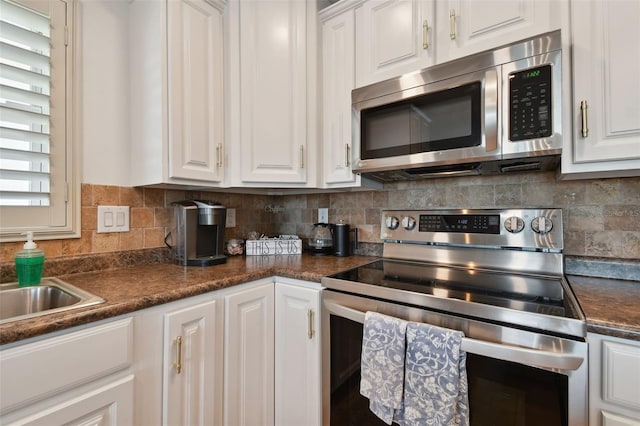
[92,185,119,206]
[585,231,623,258]
[165,190,189,206]
[586,179,621,204]
[604,205,640,231]
[564,231,586,256]
[131,207,155,228]
[92,232,120,253]
[62,230,92,256]
[622,232,640,258]
[495,184,522,206]
[144,228,166,248]
[154,207,173,228]
[120,228,144,251]
[119,187,144,207]
[82,207,98,230]
[566,206,604,231]
[144,188,165,208]
[620,178,640,204]
[81,183,93,206]
[553,181,586,206]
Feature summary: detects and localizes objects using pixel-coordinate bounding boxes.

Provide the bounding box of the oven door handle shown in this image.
[324,301,585,372]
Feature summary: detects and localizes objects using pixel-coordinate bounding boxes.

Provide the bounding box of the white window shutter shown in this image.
[0,0,52,206]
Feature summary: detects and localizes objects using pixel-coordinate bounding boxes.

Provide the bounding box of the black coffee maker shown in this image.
[172,200,227,266]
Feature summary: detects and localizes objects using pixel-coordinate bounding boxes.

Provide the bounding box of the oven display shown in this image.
[419,214,500,234]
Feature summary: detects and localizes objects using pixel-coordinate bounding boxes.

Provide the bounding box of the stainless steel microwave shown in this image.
[352,30,563,182]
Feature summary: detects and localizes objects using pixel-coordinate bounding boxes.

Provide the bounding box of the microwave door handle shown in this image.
[323,300,584,372]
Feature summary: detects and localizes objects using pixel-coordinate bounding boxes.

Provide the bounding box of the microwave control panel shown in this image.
[509,64,552,141]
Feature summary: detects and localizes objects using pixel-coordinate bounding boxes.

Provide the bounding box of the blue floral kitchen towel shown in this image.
[360,311,408,424]
[395,322,469,426]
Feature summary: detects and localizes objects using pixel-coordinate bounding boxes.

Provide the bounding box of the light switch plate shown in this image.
[318,208,328,223]
[226,208,236,228]
[97,206,130,233]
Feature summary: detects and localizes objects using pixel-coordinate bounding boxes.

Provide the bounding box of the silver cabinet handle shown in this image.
[345,144,351,167]
[174,336,182,374]
[580,100,589,138]
[422,19,430,49]
[216,143,223,168]
[300,145,305,169]
[307,309,314,339]
[449,9,456,40]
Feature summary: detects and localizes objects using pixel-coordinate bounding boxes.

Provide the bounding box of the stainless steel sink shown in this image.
[0,278,105,324]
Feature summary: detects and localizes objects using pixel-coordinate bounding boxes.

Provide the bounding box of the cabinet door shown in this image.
[224,282,275,426]
[322,9,358,186]
[237,0,310,184]
[569,0,640,168]
[355,0,435,87]
[168,0,225,182]
[163,299,221,426]
[274,283,321,426]
[438,0,559,62]
[3,375,134,426]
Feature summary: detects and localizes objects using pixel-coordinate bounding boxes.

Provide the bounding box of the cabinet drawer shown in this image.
[0,318,133,414]
[603,340,640,410]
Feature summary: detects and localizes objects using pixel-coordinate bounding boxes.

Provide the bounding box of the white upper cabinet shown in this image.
[129,0,226,187]
[228,0,318,187]
[354,0,435,88]
[321,7,359,186]
[562,0,640,178]
[436,0,562,63]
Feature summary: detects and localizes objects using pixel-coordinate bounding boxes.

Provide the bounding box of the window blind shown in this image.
[0,0,51,206]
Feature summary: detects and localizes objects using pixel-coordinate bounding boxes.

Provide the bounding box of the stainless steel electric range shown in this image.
[321,208,587,426]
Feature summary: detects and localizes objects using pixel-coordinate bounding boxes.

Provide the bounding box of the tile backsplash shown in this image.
[1,173,638,264]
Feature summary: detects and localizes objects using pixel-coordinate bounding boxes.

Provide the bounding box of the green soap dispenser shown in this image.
[15,232,45,286]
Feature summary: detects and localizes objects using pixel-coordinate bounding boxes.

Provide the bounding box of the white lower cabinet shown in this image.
[589,333,640,426]
[275,280,321,426]
[0,318,134,425]
[133,292,223,426]
[223,279,275,426]
[162,299,222,426]
[222,278,322,426]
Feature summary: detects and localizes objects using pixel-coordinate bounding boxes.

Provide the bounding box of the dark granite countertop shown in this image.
[2,254,639,345]
[0,254,377,345]
[567,274,640,341]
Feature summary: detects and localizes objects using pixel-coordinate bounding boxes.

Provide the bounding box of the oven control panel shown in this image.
[381,209,563,251]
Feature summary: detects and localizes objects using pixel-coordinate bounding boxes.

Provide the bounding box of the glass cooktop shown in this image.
[324,259,585,335]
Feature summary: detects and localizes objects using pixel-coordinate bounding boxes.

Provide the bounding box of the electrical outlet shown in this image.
[226,208,236,228]
[97,206,130,233]
[318,208,328,224]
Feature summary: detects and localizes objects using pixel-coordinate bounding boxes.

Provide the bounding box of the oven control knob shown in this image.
[401,216,416,231]
[504,216,525,233]
[385,216,400,230]
[532,216,553,234]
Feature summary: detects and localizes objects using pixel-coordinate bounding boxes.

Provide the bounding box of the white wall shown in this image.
[80,0,131,185]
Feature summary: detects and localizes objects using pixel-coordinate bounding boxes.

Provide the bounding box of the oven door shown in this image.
[321,290,588,426]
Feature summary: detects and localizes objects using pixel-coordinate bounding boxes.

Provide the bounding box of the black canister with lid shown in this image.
[333,221,357,257]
